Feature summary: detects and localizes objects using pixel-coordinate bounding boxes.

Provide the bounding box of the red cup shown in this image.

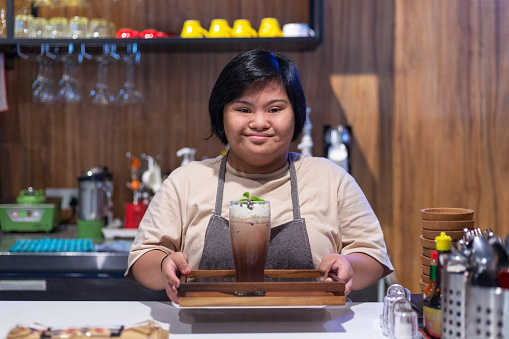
[116,28,140,39]
[125,202,147,228]
[141,29,169,39]
[155,31,169,38]
[141,29,158,39]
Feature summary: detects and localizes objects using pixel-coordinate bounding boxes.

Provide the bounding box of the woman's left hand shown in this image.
[319,253,353,295]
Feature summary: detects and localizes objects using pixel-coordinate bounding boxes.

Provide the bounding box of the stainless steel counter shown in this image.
[0,224,128,273]
[0,225,167,301]
[0,251,128,273]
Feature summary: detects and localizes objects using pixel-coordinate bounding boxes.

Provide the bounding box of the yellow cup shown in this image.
[181,20,208,38]
[208,19,231,38]
[258,17,282,37]
[231,19,257,38]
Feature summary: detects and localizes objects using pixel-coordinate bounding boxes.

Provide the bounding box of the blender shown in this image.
[77,166,113,238]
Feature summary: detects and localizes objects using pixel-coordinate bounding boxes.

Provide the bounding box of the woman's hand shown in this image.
[319,253,354,295]
[161,252,192,304]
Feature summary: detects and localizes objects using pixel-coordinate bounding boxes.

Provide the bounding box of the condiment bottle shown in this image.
[423,251,438,298]
[423,232,451,338]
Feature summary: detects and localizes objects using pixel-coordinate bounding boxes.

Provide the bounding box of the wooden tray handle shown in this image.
[179,269,343,283]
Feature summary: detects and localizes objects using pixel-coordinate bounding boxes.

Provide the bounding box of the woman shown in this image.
[126,49,393,303]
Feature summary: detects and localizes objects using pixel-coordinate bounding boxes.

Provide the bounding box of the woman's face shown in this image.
[223,80,295,173]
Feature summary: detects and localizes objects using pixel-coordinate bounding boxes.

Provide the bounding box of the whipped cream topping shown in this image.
[230,201,270,222]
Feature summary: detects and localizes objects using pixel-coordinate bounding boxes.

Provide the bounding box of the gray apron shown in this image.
[198,154,314,278]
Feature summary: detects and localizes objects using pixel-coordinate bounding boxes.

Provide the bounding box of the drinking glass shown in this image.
[29,17,48,38]
[89,44,117,105]
[14,14,32,37]
[88,18,108,38]
[116,45,143,105]
[56,45,82,103]
[229,200,271,296]
[32,45,56,103]
[69,16,88,39]
[48,17,69,38]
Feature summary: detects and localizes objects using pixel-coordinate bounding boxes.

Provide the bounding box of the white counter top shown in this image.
[0,301,386,339]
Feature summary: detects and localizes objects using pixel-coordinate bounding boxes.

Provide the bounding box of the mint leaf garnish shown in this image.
[239,192,264,202]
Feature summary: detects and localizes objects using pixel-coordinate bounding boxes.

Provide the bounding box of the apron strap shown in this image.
[214,152,301,220]
[214,154,228,216]
[288,154,301,220]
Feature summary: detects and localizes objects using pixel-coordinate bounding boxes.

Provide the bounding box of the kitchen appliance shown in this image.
[77,166,113,238]
[0,187,61,232]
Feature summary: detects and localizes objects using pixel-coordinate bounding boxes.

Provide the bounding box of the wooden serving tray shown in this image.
[178,269,345,307]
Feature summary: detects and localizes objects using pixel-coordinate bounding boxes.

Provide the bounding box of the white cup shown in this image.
[282,23,315,37]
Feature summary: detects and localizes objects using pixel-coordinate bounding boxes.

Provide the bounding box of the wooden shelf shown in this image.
[1,0,323,55]
[0,36,322,54]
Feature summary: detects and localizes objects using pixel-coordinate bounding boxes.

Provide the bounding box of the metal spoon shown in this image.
[470,237,498,287]
[489,236,508,268]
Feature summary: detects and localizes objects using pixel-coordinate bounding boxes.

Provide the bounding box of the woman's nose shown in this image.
[249,111,270,130]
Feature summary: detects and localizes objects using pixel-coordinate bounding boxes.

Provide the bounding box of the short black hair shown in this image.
[209,49,307,145]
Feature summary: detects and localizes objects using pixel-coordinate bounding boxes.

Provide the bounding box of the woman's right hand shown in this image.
[161,252,191,304]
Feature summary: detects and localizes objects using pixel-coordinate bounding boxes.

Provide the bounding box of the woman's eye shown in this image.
[269,107,282,113]
[237,108,250,113]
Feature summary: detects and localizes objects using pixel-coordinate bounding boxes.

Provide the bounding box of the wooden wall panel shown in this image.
[394,0,509,291]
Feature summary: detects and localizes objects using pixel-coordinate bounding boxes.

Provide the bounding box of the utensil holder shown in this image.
[442,270,509,339]
[465,286,509,339]
[441,271,467,338]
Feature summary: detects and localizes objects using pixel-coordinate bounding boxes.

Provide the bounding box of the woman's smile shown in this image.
[245,132,272,143]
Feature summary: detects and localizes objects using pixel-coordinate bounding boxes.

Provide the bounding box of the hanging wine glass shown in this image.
[116,43,144,105]
[89,44,118,105]
[56,44,82,103]
[32,44,56,103]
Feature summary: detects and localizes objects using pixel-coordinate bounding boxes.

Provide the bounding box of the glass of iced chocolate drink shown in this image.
[229,199,271,296]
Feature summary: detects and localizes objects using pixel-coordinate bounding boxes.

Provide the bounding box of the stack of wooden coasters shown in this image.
[419,208,474,292]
